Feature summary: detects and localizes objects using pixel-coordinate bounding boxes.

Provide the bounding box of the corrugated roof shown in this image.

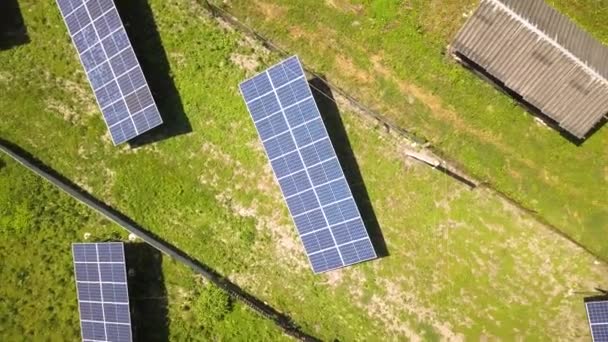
[499,0,608,81]
[451,0,608,138]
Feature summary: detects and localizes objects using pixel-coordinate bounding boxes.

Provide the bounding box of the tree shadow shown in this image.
[309,76,389,258]
[0,0,29,50]
[113,0,192,148]
[124,243,169,342]
[452,52,606,145]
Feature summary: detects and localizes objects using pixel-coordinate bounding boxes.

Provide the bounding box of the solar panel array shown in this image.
[586,300,608,342]
[239,56,377,273]
[72,242,132,342]
[56,0,163,145]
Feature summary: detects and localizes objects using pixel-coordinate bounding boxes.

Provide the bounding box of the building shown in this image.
[450,0,608,139]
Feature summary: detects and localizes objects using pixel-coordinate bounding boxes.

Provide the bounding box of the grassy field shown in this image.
[0,156,284,341]
[215,0,608,261]
[1,0,607,340]
[0,157,287,341]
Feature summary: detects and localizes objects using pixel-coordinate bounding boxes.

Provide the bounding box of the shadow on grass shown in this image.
[124,243,169,342]
[0,0,29,50]
[309,76,389,258]
[114,0,192,148]
[584,288,608,302]
[452,52,606,145]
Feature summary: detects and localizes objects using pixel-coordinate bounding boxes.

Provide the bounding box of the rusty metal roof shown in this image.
[451,0,608,138]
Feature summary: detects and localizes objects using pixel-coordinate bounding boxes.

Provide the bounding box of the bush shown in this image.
[192,283,233,328]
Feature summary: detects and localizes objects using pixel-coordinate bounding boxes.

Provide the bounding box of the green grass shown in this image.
[0,156,286,341]
[215,0,608,260]
[1,0,607,340]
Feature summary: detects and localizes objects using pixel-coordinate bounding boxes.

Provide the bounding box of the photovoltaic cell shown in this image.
[586,300,608,342]
[55,0,162,145]
[239,56,377,273]
[72,242,132,342]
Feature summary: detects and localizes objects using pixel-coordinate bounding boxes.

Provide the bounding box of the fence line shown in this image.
[198,1,482,182]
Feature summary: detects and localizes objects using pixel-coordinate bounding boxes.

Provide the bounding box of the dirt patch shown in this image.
[77,145,90,159]
[324,269,345,287]
[371,54,391,78]
[171,285,195,310]
[199,142,237,166]
[236,33,271,56]
[103,167,117,198]
[100,132,113,145]
[224,19,271,72]
[230,53,260,73]
[230,198,257,218]
[335,54,371,84]
[74,176,94,194]
[254,0,286,21]
[169,51,187,67]
[45,98,81,124]
[117,141,161,154]
[344,268,367,298]
[506,162,522,180]
[286,24,337,52]
[67,87,95,113]
[325,0,364,14]
[265,219,307,269]
[288,25,305,39]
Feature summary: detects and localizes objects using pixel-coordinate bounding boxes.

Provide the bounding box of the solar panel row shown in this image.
[73,242,132,342]
[587,300,608,342]
[56,0,162,145]
[239,56,377,273]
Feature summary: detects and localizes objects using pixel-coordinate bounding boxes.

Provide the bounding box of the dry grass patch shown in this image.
[324,0,364,14]
[288,25,305,39]
[254,0,286,21]
[334,54,371,85]
[230,53,260,73]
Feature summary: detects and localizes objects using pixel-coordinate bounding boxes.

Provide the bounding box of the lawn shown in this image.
[0,0,607,340]
[213,0,608,261]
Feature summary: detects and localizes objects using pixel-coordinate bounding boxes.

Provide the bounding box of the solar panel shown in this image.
[72,242,132,342]
[586,300,608,342]
[55,0,163,145]
[239,56,377,273]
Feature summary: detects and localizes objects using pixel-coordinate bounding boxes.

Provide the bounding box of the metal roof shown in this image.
[451,0,608,139]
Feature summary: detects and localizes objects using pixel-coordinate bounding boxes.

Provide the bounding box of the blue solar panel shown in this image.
[239,56,377,273]
[72,242,132,342]
[587,300,608,342]
[56,0,162,145]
